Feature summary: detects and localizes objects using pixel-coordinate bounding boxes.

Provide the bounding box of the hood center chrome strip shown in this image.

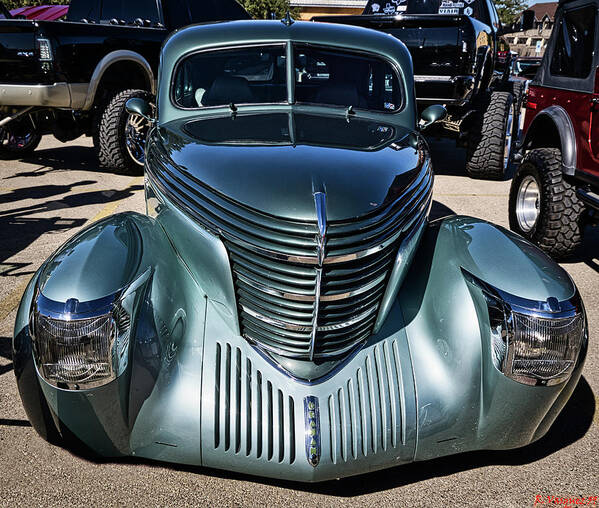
[309,191,327,360]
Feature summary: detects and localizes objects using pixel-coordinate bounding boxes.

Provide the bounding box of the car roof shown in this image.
[158,19,414,125]
[162,19,411,65]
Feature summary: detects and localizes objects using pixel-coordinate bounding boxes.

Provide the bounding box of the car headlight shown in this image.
[30,270,150,390]
[463,269,587,386]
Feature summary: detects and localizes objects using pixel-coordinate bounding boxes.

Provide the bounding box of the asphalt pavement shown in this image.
[0,136,597,507]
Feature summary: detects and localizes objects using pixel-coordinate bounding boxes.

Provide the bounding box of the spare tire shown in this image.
[466,91,514,180]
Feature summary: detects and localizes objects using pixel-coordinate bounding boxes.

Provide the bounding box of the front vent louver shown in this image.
[328,340,406,463]
[214,343,296,464]
[147,146,432,361]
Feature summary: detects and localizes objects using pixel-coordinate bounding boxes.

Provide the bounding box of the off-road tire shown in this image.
[466,91,514,180]
[509,148,585,260]
[97,88,152,175]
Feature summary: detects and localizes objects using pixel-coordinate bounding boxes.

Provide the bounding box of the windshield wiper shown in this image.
[346,105,356,121]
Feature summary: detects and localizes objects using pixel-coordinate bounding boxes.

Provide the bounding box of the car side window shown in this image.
[550,5,596,79]
[173,45,287,108]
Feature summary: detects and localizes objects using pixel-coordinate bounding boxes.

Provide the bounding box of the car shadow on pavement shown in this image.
[0,335,13,376]
[561,225,599,275]
[0,183,143,269]
[3,145,100,177]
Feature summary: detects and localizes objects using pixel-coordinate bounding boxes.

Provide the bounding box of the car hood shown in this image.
[155,113,424,222]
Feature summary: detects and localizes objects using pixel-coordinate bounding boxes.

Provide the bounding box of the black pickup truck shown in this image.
[315,0,521,179]
[0,0,250,173]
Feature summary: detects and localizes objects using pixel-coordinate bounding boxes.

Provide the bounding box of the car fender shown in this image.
[13,212,208,457]
[82,50,155,110]
[398,216,582,460]
[523,105,577,175]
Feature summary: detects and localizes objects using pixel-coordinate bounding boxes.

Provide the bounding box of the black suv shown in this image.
[315,0,521,180]
[0,0,250,173]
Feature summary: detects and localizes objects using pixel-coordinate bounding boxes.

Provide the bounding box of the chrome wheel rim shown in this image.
[125,113,149,166]
[503,107,514,170]
[0,124,35,151]
[516,175,541,233]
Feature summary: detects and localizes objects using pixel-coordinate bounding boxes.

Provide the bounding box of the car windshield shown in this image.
[172,43,403,113]
[364,0,489,22]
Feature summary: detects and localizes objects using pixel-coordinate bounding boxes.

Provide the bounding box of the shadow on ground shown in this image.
[0,184,143,270]
[561,225,599,275]
[3,144,99,177]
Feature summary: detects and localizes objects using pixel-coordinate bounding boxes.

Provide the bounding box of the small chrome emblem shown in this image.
[304,396,321,467]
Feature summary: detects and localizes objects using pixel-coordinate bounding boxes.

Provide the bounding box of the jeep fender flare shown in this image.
[83,50,155,110]
[523,105,577,175]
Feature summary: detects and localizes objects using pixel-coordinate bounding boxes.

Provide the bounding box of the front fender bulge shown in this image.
[38,214,144,303]
[15,212,209,458]
[399,216,583,461]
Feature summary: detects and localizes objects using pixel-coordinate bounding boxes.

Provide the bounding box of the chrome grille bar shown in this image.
[146,145,432,360]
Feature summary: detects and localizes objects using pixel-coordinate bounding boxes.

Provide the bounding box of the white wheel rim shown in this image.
[516,175,541,233]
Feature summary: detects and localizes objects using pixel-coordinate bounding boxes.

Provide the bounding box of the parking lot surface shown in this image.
[0,136,597,507]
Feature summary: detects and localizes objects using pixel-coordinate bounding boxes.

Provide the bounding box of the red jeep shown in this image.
[509,0,599,259]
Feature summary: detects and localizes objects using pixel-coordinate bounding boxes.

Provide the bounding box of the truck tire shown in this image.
[509,148,585,260]
[0,117,41,159]
[466,91,514,180]
[97,89,152,175]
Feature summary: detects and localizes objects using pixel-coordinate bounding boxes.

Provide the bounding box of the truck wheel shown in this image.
[0,117,41,158]
[97,89,153,175]
[509,148,585,260]
[466,91,514,180]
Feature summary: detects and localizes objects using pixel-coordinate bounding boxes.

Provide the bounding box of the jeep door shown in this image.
[530,1,599,177]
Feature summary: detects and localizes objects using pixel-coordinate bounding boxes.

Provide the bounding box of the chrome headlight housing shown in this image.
[30,270,150,390]
[464,270,587,386]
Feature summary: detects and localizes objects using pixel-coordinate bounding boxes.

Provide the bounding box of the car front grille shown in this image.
[146,146,432,360]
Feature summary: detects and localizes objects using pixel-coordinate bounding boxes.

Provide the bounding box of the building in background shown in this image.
[507,2,558,57]
[290,0,367,20]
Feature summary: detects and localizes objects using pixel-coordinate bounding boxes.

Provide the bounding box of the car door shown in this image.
[591,75,599,165]
[546,3,599,173]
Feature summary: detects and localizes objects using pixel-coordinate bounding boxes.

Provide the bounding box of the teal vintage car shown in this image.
[13,19,588,482]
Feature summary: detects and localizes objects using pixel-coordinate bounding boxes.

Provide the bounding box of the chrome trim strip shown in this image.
[237,270,387,303]
[241,298,378,334]
[309,268,323,360]
[314,191,327,266]
[245,331,369,360]
[414,75,454,82]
